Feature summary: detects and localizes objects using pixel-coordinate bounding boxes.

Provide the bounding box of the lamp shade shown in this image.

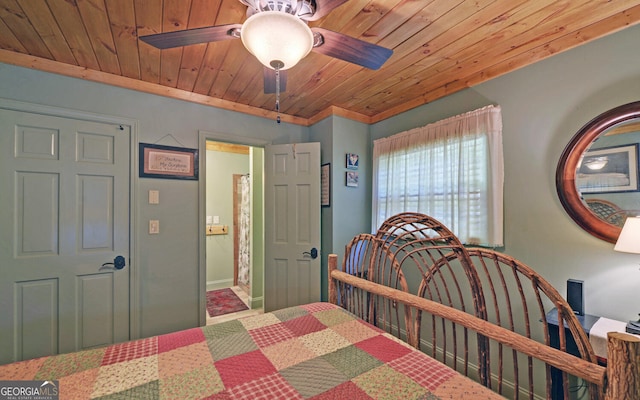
[240,11,314,70]
[614,216,640,254]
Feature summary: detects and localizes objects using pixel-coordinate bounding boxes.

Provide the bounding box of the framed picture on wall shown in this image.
[576,144,638,193]
[346,153,359,169]
[346,171,358,187]
[139,143,199,180]
[321,163,330,207]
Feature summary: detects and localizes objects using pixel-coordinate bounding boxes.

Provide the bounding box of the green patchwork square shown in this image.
[322,345,383,379]
[270,306,309,322]
[159,364,224,399]
[207,331,257,361]
[353,365,430,400]
[280,357,348,398]
[201,319,247,340]
[94,380,159,399]
[34,348,105,380]
[313,308,355,327]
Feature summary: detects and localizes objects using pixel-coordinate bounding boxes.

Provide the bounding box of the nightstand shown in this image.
[545,308,603,400]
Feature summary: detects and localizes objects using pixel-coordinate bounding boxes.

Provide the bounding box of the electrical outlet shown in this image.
[148,190,159,204]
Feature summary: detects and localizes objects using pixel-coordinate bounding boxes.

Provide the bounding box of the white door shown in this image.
[264,143,321,312]
[0,109,131,364]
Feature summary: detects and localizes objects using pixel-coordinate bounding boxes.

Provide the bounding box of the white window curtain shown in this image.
[372,105,504,247]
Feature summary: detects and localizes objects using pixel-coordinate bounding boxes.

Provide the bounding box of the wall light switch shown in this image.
[206,215,213,225]
[213,215,220,224]
[149,220,160,234]
[149,190,159,204]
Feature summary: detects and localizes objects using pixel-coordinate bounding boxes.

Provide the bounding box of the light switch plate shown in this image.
[149,220,159,234]
[213,215,220,224]
[206,215,213,224]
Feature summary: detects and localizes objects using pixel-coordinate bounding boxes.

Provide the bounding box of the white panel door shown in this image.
[264,143,321,312]
[0,109,130,364]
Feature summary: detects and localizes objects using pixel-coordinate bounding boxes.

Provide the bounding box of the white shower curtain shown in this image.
[237,175,251,288]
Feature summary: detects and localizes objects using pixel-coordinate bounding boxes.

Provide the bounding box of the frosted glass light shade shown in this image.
[614,216,640,254]
[241,11,314,70]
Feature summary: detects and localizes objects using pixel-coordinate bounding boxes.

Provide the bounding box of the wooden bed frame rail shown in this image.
[329,253,640,400]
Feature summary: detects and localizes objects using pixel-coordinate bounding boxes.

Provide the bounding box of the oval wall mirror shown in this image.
[556,101,640,243]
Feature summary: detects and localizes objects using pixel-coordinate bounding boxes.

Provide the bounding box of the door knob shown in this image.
[302,248,318,259]
[101,255,126,270]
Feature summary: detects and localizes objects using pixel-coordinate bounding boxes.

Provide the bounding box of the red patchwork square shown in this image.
[215,350,277,388]
[309,381,374,399]
[158,327,206,353]
[283,315,326,336]
[355,335,412,363]
[229,373,303,400]
[389,351,456,391]
[301,303,338,313]
[101,337,157,366]
[249,323,295,348]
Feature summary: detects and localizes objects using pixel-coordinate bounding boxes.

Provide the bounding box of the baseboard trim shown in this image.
[206,279,234,291]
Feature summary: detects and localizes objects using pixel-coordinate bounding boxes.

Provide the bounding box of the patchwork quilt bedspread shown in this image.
[0,302,504,399]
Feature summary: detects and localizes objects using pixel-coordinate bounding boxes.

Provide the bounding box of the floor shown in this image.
[205,285,263,325]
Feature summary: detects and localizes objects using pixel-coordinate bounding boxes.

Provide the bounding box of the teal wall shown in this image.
[310,116,370,300]
[1,21,640,337]
[205,149,249,290]
[309,118,333,300]
[0,62,308,338]
[370,24,640,322]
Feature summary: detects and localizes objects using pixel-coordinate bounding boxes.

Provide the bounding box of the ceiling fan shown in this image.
[139,0,394,95]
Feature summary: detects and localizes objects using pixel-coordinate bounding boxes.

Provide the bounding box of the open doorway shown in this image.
[200,137,265,325]
[205,141,249,293]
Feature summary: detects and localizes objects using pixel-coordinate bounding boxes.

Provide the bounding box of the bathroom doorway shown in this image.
[198,132,266,327]
[204,141,261,323]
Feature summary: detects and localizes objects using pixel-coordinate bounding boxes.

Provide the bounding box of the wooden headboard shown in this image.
[328,212,639,399]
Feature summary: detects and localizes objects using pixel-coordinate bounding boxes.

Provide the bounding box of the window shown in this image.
[373,105,504,247]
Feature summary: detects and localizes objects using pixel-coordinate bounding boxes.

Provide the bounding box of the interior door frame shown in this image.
[0,97,140,340]
[197,131,268,326]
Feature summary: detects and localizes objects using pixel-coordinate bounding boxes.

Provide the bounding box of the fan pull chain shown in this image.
[270,60,284,124]
[275,66,281,124]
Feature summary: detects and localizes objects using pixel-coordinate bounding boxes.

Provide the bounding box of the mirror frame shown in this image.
[556,101,640,243]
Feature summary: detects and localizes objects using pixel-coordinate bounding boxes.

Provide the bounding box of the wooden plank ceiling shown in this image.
[1,0,640,126]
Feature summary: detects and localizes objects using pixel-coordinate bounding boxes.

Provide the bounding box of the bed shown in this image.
[1,213,638,399]
[328,213,639,400]
[0,302,503,399]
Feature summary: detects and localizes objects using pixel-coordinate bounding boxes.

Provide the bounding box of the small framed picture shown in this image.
[346,153,359,170]
[321,163,330,207]
[139,143,199,180]
[577,143,639,193]
[346,171,358,187]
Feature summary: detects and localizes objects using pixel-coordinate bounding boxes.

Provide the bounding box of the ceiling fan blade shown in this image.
[139,24,242,49]
[310,28,393,70]
[304,0,348,21]
[263,68,287,94]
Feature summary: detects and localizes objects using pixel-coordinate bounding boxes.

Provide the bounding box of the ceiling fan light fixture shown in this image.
[240,11,314,70]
